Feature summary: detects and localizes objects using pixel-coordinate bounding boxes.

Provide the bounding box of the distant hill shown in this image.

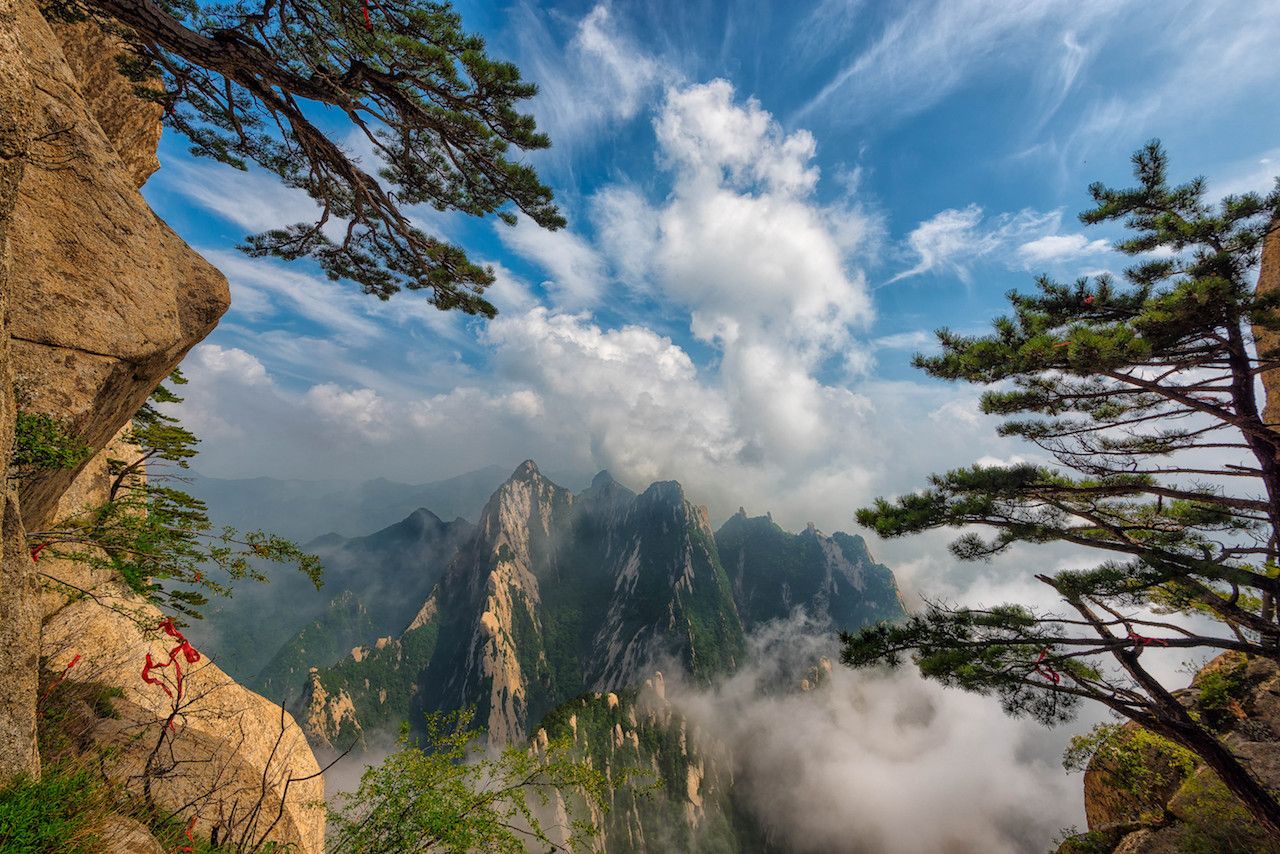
[183,465,513,540]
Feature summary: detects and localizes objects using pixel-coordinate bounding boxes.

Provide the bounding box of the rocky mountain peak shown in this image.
[509,459,542,482]
[591,469,617,489]
[639,479,687,507]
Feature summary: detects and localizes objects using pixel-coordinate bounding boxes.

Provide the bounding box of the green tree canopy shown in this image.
[44,0,564,316]
[844,142,1280,833]
[328,709,607,853]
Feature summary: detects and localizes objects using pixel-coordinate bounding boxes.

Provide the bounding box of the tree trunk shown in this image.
[1166,718,1280,838]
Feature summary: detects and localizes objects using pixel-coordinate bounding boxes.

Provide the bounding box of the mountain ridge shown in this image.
[290,461,904,751]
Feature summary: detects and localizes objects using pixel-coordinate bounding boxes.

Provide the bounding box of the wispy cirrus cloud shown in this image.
[794,0,1128,125]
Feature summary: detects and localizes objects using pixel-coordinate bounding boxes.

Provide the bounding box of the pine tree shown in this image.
[42,0,564,317]
[26,369,321,621]
[843,142,1280,833]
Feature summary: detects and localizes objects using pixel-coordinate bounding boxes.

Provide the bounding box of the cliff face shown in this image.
[716,510,905,633]
[534,676,767,854]
[0,2,325,849]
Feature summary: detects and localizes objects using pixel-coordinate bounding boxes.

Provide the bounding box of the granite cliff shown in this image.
[0,2,324,848]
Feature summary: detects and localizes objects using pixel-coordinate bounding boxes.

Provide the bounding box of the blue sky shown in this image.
[149,0,1280,535]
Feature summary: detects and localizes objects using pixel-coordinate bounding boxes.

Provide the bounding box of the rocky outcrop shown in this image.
[716,509,905,633]
[0,1,324,848]
[8,0,229,533]
[534,675,757,853]
[1059,653,1280,854]
[43,592,326,852]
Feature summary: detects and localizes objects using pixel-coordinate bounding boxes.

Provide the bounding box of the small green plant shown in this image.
[0,765,105,853]
[1049,827,1114,854]
[1196,658,1250,730]
[11,410,92,475]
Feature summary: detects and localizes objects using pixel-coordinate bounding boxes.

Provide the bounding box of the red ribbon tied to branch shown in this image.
[1127,629,1168,648]
[30,542,49,562]
[362,0,372,30]
[140,619,202,705]
[38,654,81,707]
[1033,648,1061,684]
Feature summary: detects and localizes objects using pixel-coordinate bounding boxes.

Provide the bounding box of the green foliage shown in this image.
[1195,657,1250,731]
[1154,768,1280,853]
[1050,827,1116,854]
[45,0,562,317]
[328,709,608,853]
[1063,723,1196,819]
[10,410,92,475]
[0,765,104,853]
[33,371,322,622]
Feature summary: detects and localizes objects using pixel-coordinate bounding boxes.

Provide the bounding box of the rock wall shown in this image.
[8,0,227,533]
[0,1,326,849]
[0,0,39,787]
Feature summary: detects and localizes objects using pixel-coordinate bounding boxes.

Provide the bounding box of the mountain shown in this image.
[533,675,771,853]
[185,507,473,690]
[716,509,905,632]
[297,462,902,750]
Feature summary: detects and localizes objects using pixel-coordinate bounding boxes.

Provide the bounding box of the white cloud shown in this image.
[188,344,270,387]
[929,397,984,427]
[888,206,1059,284]
[671,617,1087,854]
[655,80,819,197]
[514,2,670,154]
[795,0,1127,124]
[157,160,328,235]
[497,218,607,310]
[1017,233,1111,266]
[304,384,392,440]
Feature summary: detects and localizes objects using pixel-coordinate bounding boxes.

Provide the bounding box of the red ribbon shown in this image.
[362,0,372,30]
[140,619,202,709]
[1083,294,1095,305]
[1033,648,1061,684]
[178,814,197,853]
[1127,630,1168,648]
[30,542,49,562]
[38,654,81,706]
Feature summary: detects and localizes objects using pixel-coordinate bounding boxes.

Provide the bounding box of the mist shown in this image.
[666,614,1090,854]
